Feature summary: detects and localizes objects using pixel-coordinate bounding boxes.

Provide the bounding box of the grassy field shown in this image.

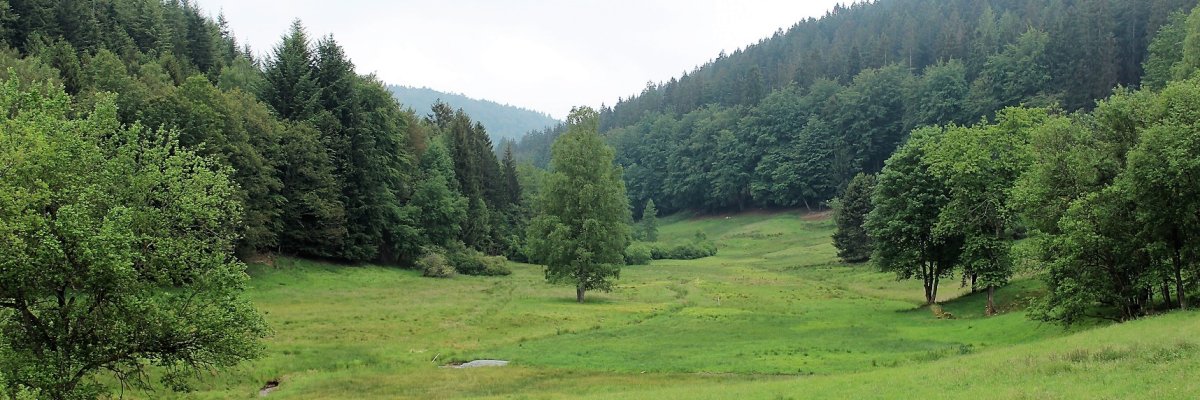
[146,211,1198,399]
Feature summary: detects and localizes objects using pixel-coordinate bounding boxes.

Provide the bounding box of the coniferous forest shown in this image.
[6,0,1200,398]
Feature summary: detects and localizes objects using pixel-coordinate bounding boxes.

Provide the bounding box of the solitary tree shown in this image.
[526,106,631,303]
[0,82,267,399]
[641,199,659,242]
[832,173,875,263]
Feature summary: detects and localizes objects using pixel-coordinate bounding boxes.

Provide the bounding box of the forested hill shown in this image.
[389,85,558,143]
[514,0,1199,215]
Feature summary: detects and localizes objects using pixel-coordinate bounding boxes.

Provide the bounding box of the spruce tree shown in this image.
[501,142,522,207]
[262,19,319,121]
[641,199,659,242]
[832,173,875,263]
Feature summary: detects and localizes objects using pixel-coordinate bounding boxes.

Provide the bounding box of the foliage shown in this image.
[526,107,631,302]
[640,199,659,242]
[1143,11,1188,90]
[1012,78,1200,323]
[416,251,455,278]
[515,0,1198,215]
[0,80,266,398]
[831,173,875,263]
[865,127,961,305]
[411,136,468,248]
[647,241,718,261]
[925,108,1044,314]
[623,242,653,265]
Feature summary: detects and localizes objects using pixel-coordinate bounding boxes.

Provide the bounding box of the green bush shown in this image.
[479,255,513,276]
[417,252,455,278]
[648,240,718,260]
[444,242,512,276]
[625,242,653,265]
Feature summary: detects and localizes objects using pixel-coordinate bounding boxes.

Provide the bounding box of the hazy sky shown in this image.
[193,0,844,119]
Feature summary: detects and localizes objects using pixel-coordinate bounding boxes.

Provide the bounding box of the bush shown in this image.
[478,255,513,276]
[648,240,718,260]
[624,242,653,265]
[417,252,455,278]
[444,243,512,276]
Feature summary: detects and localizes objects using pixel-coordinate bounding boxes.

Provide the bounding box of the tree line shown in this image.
[513,0,1198,217]
[836,5,1200,323]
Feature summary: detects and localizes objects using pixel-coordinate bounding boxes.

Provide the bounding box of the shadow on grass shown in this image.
[544,296,620,305]
[896,279,1045,319]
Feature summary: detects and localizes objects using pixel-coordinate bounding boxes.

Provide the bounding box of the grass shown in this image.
[136,210,1197,399]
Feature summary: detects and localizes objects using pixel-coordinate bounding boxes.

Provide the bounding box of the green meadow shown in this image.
[157,212,1197,399]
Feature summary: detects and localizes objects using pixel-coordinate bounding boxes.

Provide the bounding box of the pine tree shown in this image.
[832,173,875,263]
[501,142,522,207]
[277,122,347,258]
[262,19,319,121]
[641,199,659,242]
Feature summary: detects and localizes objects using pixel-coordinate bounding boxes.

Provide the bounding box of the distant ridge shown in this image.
[388,85,559,143]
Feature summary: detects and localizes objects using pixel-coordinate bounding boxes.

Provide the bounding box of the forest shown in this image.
[3,0,1200,398]
[515,0,1197,214]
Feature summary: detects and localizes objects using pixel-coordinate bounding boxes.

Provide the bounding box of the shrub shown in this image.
[624,242,653,265]
[417,252,455,278]
[648,240,718,260]
[444,242,513,276]
[478,255,513,276]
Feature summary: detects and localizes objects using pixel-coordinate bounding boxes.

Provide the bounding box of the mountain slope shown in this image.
[389,85,559,143]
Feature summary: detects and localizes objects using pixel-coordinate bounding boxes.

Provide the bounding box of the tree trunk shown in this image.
[970,273,978,293]
[923,262,935,305]
[1173,247,1188,310]
[1163,280,1173,308]
[926,271,936,305]
[1175,267,1188,310]
[576,286,585,304]
[985,285,996,316]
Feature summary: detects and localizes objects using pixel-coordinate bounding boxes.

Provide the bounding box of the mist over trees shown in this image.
[389,85,559,143]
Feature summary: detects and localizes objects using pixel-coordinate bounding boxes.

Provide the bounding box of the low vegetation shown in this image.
[72,211,1191,399]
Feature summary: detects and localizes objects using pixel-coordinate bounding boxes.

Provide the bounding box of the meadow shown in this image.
[156,211,1198,399]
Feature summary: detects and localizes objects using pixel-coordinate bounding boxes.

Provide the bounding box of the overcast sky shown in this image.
[193,0,844,119]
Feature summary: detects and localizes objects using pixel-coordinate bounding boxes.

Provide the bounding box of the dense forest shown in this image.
[514,0,1199,215]
[388,85,559,143]
[831,2,1200,323]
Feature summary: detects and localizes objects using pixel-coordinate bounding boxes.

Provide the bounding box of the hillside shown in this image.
[389,85,559,143]
[513,0,1199,214]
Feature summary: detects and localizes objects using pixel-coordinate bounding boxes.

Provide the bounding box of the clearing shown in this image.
[146,211,1198,399]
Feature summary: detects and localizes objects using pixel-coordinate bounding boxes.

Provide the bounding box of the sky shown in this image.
[193,0,845,119]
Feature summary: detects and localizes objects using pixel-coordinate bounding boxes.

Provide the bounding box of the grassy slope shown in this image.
[156,211,1196,399]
